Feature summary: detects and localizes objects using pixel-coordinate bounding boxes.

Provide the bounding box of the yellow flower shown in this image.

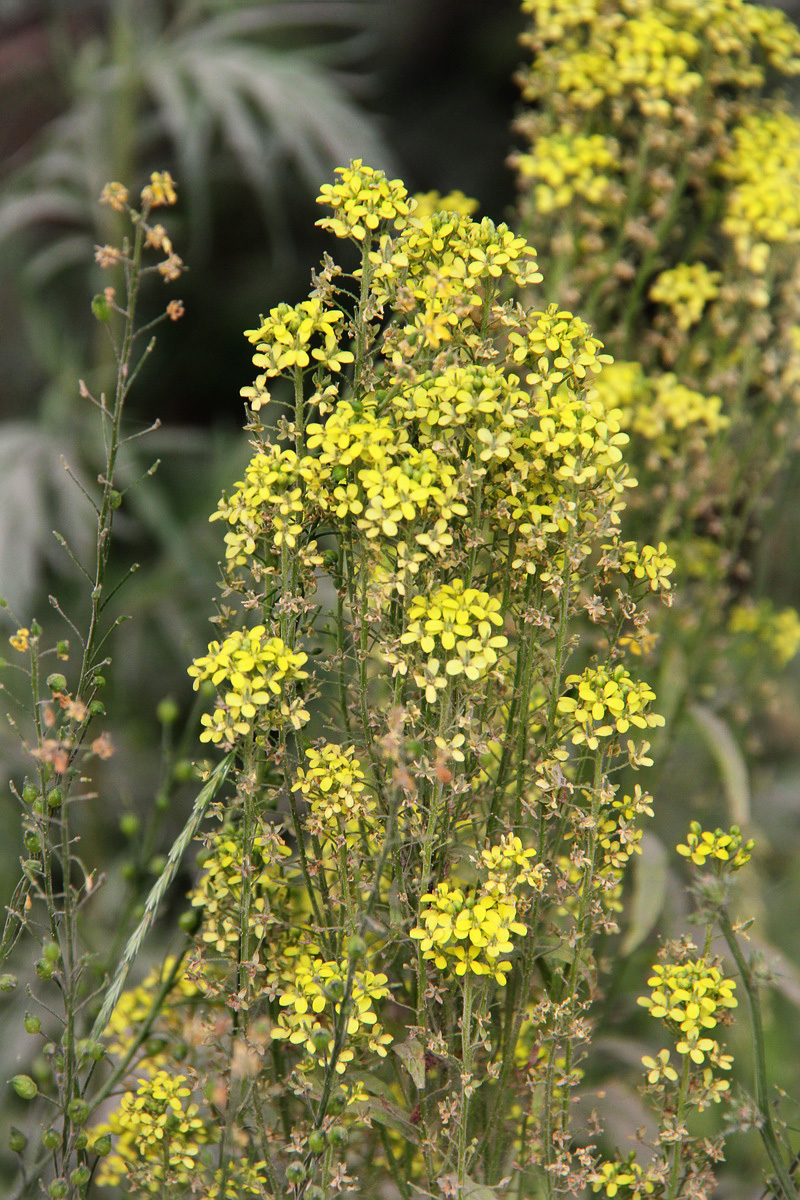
[270,954,392,1070]
[515,129,620,214]
[637,958,737,1052]
[244,297,354,380]
[641,1047,678,1085]
[676,821,754,871]
[293,743,376,833]
[9,628,30,652]
[557,664,663,749]
[99,181,129,212]
[410,880,527,986]
[398,580,508,689]
[316,158,412,242]
[188,627,309,745]
[649,262,721,330]
[141,170,178,208]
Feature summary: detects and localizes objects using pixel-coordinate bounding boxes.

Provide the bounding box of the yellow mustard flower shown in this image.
[410,880,527,986]
[637,958,737,1060]
[92,1070,211,1191]
[316,158,412,242]
[270,953,392,1071]
[188,626,309,744]
[9,628,30,652]
[590,1156,658,1200]
[515,129,620,214]
[557,664,663,749]
[244,297,354,380]
[729,600,800,667]
[676,821,754,871]
[140,170,178,208]
[293,742,376,831]
[649,262,722,330]
[397,580,508,695]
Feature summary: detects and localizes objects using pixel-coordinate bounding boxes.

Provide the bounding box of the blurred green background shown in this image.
[3,1,800,1195]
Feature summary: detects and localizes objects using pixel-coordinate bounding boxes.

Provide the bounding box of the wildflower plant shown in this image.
[1,15,798,1193]
[513,0,800,752]
[51,157,680,1199]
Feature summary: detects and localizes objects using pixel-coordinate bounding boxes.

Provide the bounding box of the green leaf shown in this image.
[394,1037,426,1089]
[689,703,751,827]
[437,1175,500,1199]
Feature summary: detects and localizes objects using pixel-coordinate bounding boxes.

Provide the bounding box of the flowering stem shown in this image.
[666,1055,691,1200]
[718,909,799,1200]
[458,974,476,1192]
[294,366,306,457]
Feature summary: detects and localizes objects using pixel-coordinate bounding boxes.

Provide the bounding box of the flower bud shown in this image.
[8,1127,27,1152]
[10,1075,38,1100]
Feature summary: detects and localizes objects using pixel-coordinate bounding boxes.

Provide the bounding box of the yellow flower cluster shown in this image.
[316,158,412,242]
[720,111,800,269]
[676,822,754,871]
[557,664,664,749]
[292,743,375,829]
[305,400,468,541]
[594,363,727,458]
[728,599,800,667]
[392,363,531,449]
[397,580,508,700]
[637,958,737,1063]
[306,398,400,468]
[188,626,309,743]
[520,7,701,117]
[508,304,613,392]
[243,297,353,387]
[610,539,676,593]
[410,880,527,985]
[270,954,393,1071]
[356,448,467,540]
[515,130,620,214]
[93,1071,210,1191]
[205,1162,270,1199]
[210,445,325,562]
[411,189,479,219]
[649,262,722,330]
[591,1155,660,1200]
[140,170,178,208]
[398,210,542,290]
[480,833,544,893]
[520,0,800,116]
[9,628,29,652]
[596,786,654,873]
[190,828,293,954]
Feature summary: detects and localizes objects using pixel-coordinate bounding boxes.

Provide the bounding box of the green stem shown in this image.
[718,910,799,1200]
[665,1055,691,1200]
[458,975,476,1192]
